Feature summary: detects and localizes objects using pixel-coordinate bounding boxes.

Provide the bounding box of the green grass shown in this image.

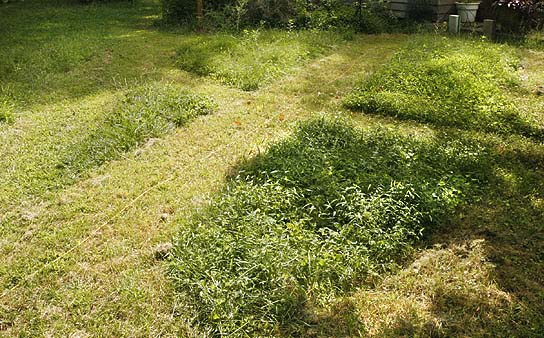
[0,0,543,336]
[169,118,495,336]
[343,36,543,139]
[60,84,214,181]
[0,98,14,123]
[175,29,349,90]
[0,0,161,107]
[0,83,213,217]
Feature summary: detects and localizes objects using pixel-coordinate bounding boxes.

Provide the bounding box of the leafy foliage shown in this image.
[169,118,494,336]
[162,0,409,33]
[175,30,345,90]
[162,0,355,29]
[357,0,403,34]
[495,0,544,30]
[344,36,542,139]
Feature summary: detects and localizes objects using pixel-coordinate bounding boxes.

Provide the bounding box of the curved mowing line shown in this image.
[175,31,347,91]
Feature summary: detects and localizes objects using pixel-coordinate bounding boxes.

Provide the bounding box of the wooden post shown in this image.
[448,15,460,34]
[483,19,496,40]
[197,0,203,18]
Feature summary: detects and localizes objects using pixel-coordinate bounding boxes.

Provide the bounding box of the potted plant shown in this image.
[456,0,481,23]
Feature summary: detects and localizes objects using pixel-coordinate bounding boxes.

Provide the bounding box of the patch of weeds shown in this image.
[344,36,543,139]
[175,30,345,90]
[0,97,14,123]
[524,31,544,50]
[168,118,494,336]
[59,84,215,180]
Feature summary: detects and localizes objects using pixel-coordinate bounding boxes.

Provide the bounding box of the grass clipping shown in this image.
[344,36,541,138]
[168,118,493,336]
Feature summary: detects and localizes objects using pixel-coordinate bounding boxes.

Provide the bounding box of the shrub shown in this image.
[76,0,131,3]
[162,0,356,29]
[495,0,544,31]
[357,7,398,33]
[344,36,542,138]
[175,30,345,90]
[59,84,214,179]
[169,118,493,336]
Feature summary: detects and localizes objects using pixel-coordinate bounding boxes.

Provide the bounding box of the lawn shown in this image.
[1,0,543,336]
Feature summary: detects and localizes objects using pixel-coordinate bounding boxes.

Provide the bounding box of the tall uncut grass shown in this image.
[59,84,215,180]
[175,30,348,91]
[344,36,543,139]
[169,118,494,336]
[0,98,14,123]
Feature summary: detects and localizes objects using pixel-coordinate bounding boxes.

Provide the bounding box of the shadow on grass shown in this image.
[168,117,544,336]
[0,0,165,106]
[430,142,544,336]
[330,131,544,338]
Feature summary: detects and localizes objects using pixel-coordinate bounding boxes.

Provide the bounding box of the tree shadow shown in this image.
[235,124,544,337]
[359,131,544,337]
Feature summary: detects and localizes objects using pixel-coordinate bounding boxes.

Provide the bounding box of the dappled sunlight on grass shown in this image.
[174,30,350,91]
[1,0,543,335]
[351,240,528,337]
[2,13,395,333]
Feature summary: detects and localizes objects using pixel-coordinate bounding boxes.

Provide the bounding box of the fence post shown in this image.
[448,15,460,34]
[483,19,496,40]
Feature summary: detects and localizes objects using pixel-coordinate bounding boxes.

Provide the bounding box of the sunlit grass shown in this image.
[175,29,350,90]
[344,35,543,139]
[0,0,543,336]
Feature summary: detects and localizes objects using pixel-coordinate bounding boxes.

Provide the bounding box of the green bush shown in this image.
[175,30,345,90]
[76,0,131,3]
[169,118,493,336]
[355,0,407,34]
[162,0,356,29]
[161,0,405,32]
[59,84,214,179]
[344,36,542,138]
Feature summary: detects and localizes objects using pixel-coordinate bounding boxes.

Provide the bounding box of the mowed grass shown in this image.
[168,34,544,336]
[1,1,543,337]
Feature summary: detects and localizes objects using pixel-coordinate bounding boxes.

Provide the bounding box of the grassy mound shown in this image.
[168,118,493,336]
[343,36,541,138]
[59,84,215,180]
[175,30,346,91]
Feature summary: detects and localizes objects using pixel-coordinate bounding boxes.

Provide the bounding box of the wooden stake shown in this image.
[197,0,203,18]
[483,19,496,41]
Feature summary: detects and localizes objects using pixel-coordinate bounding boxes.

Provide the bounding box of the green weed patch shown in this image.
[168,118,494,336]
[0,98,14,123]
[59,84,214,180]
[175,30,346,91]
[344,36,543,139]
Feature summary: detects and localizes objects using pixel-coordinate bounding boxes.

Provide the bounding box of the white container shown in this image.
[456,2,480,23]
